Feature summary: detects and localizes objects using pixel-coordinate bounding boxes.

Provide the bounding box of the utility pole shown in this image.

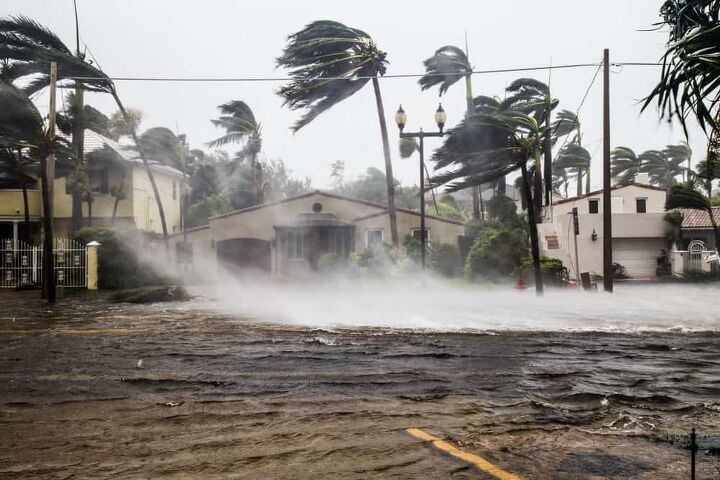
[602,49,613,292]
[572,208,581,289]
[41,62,58,303]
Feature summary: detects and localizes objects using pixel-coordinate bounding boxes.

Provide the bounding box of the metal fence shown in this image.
[0,238,86,288]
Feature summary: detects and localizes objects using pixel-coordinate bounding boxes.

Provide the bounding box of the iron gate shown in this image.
[687,240,706,272]
[0,238,87,288]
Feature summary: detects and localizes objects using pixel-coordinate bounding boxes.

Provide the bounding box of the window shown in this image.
[172,181,177,200]
[588,199,599,214]
[287,231,303,260]
[367,229,383,248]
[635,198,647,213]
[412,228,430,243]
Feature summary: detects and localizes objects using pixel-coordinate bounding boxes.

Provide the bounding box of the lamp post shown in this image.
[395,104,447,269]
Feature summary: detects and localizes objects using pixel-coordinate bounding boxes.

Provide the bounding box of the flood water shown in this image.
[0,284,719,479]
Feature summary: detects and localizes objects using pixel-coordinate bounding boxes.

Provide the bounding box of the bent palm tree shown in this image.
[666,183,719,251]
[665,142,693,182]
[501,78,558,219]
[419,44,482,218]
[643,0,720,134]
[208,100,263,204]
[640,149,686,187]
[0,15,170,250]
[277,20,399,246]
[611,147,642,184]
[431,111,547,295]
[551,110,588,193]
[554,142,591,196]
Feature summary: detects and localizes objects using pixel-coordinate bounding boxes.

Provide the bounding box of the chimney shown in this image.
[634,172,650,185]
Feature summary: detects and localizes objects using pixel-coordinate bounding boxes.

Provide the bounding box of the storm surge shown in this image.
[195,279,719,332]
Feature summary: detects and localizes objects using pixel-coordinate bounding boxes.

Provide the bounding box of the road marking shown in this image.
[406,428,521,480]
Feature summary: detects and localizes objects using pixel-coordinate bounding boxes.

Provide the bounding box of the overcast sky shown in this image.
[8,0,708,190]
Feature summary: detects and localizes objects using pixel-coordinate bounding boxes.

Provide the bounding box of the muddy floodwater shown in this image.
[0,287,719,479]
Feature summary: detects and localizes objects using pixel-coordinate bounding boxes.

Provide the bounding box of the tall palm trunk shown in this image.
[533,156,542,222]
[112,168,126,223]
[576,170,583,196]
[251,151,262,204]
[585,166,591,193]
[70,84,85,233]
[543,104,553,207]
[112,91,169,254]
[371,76,398,247]
[520,159,544,295]
[464,74,482,220]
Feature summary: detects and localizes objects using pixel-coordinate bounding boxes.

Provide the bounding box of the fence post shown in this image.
[86,241,100,290]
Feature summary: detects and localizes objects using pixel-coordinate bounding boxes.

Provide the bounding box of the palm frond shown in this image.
[276,20,387,132]
[418,45,471,96]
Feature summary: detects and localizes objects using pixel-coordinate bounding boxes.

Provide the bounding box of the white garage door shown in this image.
[613,238,664,278]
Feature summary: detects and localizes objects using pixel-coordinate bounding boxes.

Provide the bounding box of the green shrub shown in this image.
[465,224,529,280]
[520,255,569,286]
[431,243,462,277]
[75,226,168,289]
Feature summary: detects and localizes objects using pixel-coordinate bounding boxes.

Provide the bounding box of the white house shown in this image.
[539,175,668,279]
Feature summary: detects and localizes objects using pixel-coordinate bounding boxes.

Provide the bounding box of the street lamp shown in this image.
[395,103,447,270]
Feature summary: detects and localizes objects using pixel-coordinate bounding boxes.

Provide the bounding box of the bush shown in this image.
[75,226,168,289]
[465,223,528,280]
[520,255,569,286]
[431,243,462,277]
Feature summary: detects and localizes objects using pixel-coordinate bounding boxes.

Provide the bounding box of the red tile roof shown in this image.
[677,207,720,229]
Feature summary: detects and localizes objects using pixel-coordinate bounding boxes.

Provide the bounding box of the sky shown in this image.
[4,0,709,191]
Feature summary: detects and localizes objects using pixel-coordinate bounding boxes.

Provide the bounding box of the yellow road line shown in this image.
[406,428,521,480]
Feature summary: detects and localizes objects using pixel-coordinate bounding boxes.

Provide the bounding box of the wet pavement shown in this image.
[0,291,719,479]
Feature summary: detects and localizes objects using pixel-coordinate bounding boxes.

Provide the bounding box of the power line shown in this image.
[66,61,662,83]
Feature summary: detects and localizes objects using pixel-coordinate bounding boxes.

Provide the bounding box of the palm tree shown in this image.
[0,146,36,241]
[554,142,591,196]
[640,149,686,188]
[611,147,642,184]
[643,0,720,135]
[276,20,399,246]
[666,142,693,182]
[432,111,547,294]
[500,78,559,220]
[551,110,588,194]
[419,45,482,218]
[666,183,719,252]
[0,15,171,251]
[208,100,263,204]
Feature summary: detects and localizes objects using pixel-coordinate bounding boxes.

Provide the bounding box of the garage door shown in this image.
[613,238,664,278]
[216,238,271,274]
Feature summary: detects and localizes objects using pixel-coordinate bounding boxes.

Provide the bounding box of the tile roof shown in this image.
[677,207,720,229]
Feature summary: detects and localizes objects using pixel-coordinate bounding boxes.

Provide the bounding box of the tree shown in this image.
[419,45,482,218]
[0,146,35,241]
[277,20,399,246]
[666,183,719,251]
[0,15,171,251]
[432,111,547,294]
[554,142,591,196]
[208,100,263,204]
[666,142,693,182]
[501,78,558,219]
[643,0,720,135]
[611,146,642,184]
[640,149,686,187]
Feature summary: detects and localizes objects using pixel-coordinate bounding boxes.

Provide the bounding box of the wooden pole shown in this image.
[42,61,58,303]
[602,49,613,293]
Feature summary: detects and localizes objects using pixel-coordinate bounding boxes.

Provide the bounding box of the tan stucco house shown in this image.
[0,130,183,243]
[539,175,669,279]
[171,190,465,277]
